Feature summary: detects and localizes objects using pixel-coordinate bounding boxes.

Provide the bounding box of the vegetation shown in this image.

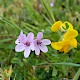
[0,0,80,80]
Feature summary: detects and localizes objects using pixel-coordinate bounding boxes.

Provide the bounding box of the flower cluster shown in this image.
[51,21,78,53]
[15,31,51,58]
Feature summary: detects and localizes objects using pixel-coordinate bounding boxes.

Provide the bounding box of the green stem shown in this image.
[66,0,69,12]
[73,68,80,80]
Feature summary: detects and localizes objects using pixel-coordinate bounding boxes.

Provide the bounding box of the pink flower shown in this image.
[34,32,51,55]
[15,31,35,58]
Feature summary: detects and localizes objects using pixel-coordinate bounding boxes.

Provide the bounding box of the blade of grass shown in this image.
[36,62,80,67]
[24,0,42,26]
[73,68,80,80]
[53,63,80,67]
[22,22,38,31]
[41,0,55,23]
[0,38,12,43]
[0,16,24,32]
[41,12,52,26]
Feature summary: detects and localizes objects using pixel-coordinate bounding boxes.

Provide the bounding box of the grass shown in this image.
[0,0,80,80]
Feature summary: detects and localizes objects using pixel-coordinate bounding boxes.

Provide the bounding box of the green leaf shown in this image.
[11,58,23,67]
[52,67,57,76]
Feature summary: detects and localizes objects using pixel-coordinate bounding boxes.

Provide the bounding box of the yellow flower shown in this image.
[51,40,70,53]
[59,43,70,53]
[63,29,78,48]
[51,21,63,32]
[62,21,73,30]
[51,29,78,53]
[64,29,78,40]
[51,41,64,50]
[51,20,78,53]
[51,21,73,32]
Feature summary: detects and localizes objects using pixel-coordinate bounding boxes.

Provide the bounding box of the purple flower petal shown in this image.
[30,43,35,51]
[24,47,31,58]
[41,39,51,45]
[15,39,22,44]
[15,31,23,44]
[37,32,43,40]
[27,32,34,42]
[15,31,27,44]
[15,44,25,52]
[39,45,48,53]
[33,39,37,45]
[21,34,27,43]
[35,45,40,55]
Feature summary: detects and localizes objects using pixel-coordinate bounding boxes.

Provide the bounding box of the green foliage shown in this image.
[0,0,80,80]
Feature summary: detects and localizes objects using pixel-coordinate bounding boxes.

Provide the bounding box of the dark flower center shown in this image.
[25,42,30,46]
[37,41,42,45]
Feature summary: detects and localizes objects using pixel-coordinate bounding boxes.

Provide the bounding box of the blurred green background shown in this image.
[0,0,80,80]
